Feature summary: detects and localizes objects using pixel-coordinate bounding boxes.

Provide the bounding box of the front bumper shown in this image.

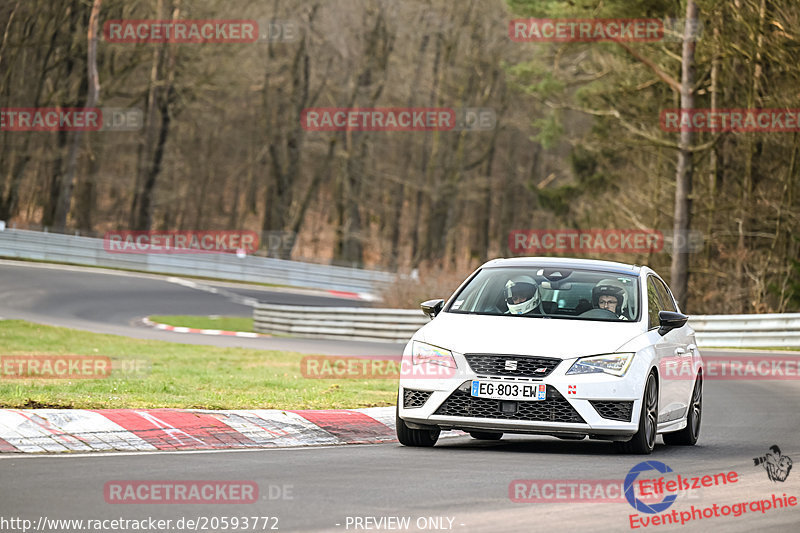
[398,350,647,439]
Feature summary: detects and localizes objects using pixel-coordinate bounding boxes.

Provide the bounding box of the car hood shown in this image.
[415,312,644,359]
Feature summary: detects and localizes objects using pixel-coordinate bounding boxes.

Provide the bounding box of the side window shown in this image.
[647,277,663,329]
[654,278,677,312]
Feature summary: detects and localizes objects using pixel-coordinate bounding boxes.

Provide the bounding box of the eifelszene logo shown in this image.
[754,445,793,482]
[624,461,678,514]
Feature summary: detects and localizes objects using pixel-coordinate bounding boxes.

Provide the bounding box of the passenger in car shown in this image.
[592,283,629,320]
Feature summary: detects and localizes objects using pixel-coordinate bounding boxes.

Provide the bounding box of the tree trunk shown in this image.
[704,24,720,269]
[130,0,178,231]
[53,0,102,231]
[669,0,697,310]
[735,0,766,312]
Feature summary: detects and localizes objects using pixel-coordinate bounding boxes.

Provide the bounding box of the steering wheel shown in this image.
[578,308,619,319]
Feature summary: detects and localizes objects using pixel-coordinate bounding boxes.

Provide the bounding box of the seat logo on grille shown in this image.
[504,360,518,370]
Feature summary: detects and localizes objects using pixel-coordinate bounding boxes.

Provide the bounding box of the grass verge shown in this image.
[149,315,254,332]
[0,320,395,410]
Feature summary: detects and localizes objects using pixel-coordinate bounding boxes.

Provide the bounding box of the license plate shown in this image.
[470,381,546,401]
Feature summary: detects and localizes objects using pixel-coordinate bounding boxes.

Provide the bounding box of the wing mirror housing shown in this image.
[658,310,688,336]
[420,299,445,320]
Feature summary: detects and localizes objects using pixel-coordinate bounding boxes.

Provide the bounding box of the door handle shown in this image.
[674,348,686,356]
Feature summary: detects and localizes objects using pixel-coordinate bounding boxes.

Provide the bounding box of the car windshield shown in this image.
[447,266,639,322]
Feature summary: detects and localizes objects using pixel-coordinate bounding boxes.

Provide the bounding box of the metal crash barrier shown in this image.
[254,303,800,347]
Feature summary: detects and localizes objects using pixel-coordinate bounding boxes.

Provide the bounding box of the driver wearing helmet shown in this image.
[592,283,628,320]
[504,276,542,316]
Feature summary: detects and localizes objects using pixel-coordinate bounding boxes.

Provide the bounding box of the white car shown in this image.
[396,257,703,454]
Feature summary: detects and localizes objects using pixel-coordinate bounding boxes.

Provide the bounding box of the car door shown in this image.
[653,277,695,417]
[646,276,683,425]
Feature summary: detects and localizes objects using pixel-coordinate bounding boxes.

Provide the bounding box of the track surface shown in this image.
[0,261,400,356]
[1,379,798,532]
[1,261,799,532]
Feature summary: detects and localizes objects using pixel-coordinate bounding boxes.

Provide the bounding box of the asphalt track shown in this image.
[0,260,400,356]
[1,260,799,532]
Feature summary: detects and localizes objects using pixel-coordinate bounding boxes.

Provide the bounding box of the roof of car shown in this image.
[480,256,642,276]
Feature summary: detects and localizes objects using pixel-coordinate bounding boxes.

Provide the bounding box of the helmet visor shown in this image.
[506,282,536,305]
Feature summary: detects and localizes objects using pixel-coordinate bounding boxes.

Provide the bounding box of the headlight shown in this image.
[566,352,634,377]
[412,341,457,368]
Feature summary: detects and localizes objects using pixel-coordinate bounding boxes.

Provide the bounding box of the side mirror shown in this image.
[658,310,688,336]
[420,299,445,320]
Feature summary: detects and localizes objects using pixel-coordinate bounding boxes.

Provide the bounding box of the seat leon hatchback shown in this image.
[396,257,703,454]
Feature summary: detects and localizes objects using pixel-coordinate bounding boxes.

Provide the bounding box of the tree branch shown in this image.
[614,41,681,93]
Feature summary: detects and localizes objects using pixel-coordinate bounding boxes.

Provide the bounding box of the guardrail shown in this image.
[690,313,800,348]
[253,303,800,347]
[254,303,427,343]
[0,227,395,295]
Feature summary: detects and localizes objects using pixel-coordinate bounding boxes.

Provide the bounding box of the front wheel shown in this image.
[396,404,440,447]
[663,373,702,446]
[615,372,658,455]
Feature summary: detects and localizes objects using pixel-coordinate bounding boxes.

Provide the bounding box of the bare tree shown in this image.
[669,0,698,309]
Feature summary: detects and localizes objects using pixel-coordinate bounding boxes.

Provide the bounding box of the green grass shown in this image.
[0,320,396,410]
[150,315,254,332]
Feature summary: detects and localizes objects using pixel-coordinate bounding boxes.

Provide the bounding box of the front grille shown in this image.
[590,401,634,422]
[433,386,585,423]
[463,354,561,378]
[403,389,432,408]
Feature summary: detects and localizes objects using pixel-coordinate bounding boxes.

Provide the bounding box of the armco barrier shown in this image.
[253,303,428,343]
[0,227,394,295]
[253,303,800,347]
[690,313,800,348]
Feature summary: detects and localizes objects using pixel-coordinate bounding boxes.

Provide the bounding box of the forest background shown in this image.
[1,0,798,314]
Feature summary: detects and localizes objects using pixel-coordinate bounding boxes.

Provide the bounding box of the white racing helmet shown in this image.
[505,276,540,315]
[592,278,630,317]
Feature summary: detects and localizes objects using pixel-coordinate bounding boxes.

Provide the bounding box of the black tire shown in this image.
[615,372,658,455]
[468,431,503,440]
[396,404,440,447]
[663,373,702,446]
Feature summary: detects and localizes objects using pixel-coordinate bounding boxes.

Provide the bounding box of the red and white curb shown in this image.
[142,317,267,338]
[0,407,397,453]
[326,290,377,301]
